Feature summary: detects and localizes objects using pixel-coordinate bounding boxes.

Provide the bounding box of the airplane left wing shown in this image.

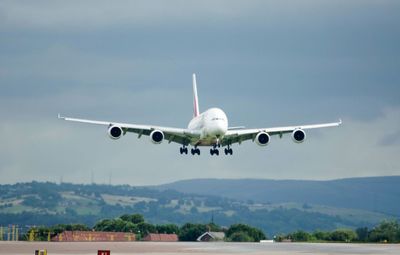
[222,120,342,146]
[58,114,200,146]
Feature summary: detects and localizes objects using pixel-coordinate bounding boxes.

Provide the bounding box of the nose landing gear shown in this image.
[210,148,219,156]
[191,147,200,155]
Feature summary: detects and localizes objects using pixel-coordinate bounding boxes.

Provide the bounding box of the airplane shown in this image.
[59,74,341,156]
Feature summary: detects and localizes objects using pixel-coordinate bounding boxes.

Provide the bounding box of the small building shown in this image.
[197,232,225,242]
[143,233,179,242]
[51,231,136,242]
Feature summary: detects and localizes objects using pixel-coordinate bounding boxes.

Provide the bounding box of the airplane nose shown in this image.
[214,122,227,136]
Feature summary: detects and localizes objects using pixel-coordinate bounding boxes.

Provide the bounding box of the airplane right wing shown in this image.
[222,120,342,146]
[58,115,200,146]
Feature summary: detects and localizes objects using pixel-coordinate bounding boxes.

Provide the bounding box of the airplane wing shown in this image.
[221,120,342,146]
[58,114,200,146]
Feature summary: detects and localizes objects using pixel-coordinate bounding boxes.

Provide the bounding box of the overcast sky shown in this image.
[1,0,399,185]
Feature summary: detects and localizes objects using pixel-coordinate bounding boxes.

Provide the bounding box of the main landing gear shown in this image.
[180,146,200,155]
[209,143,233,156]
[179,146,188,154]
[224,145,233,155]
[180,145,232,156]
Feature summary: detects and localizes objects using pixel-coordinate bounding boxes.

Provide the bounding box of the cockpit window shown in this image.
[212,117,225,121]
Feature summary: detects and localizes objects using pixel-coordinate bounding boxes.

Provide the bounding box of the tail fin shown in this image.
[192,73,200,117]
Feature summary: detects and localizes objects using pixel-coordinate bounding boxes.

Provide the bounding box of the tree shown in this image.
[369,220,400,243]
[356,227,369,242]
[122,222,138,233]
[226,224,266,242]
[137,222,156,235]
[230,232,253,242]
[156,224,180,234]
[51,224,89,235]
[313,230,331,241]
[120,214,145,224]
[290,230,312,242]
[94,219,115,232]
[330,229,357,242]
[179,223,207,241]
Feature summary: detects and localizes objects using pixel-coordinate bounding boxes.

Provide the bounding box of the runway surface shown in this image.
[0,241,398,255]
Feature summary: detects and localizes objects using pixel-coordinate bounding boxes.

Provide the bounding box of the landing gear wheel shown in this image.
[180,147,188,154]
[210,149,219,156]
[191,148,200,155]
[224,146,233,155]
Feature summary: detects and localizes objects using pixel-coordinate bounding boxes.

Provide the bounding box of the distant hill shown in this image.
[158,176,400,217]
[0,179,398,236]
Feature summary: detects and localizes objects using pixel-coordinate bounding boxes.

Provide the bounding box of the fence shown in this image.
[0,225,30,241]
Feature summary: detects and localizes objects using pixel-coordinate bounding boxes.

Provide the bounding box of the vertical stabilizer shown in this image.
[193,73,200,117]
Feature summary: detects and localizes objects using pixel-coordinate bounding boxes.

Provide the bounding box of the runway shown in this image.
[0,241,398,255]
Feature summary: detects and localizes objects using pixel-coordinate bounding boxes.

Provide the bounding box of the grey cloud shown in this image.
[0,1,399,184]
[378,131,400,147]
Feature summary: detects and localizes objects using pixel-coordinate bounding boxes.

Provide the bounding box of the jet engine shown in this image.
[255,132,270,146]
[108,125,123,140]
[292,129,306,143]
[150,130,164,144]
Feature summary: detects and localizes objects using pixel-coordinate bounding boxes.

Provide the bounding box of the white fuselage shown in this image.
[188,108,228,146]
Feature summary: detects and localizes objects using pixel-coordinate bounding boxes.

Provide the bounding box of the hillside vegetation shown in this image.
[159,176,400,216]
[0,178,398,236]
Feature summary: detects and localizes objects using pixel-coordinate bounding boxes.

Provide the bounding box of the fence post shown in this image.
[13,225,15,241]
[29,229,35,241]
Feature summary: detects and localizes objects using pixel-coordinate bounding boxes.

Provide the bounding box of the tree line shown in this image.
[17,215,400,243]
[275,220,400,243]
[3,181,391,236]
[25,213,266,242]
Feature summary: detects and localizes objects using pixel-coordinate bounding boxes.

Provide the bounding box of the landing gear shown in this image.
[180,146,188,155]
[210,144,220,156]
[224,148,233,155]
[191,147,200,155]
[210,148,219,156]
[181,146,200,155]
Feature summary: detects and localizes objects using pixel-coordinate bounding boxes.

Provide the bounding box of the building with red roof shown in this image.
[143,233,178,242]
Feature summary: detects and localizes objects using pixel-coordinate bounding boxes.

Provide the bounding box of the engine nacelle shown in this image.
[255,132,270,146]
[150,130,164,144]
[108,125,123,140]
[292,129,306,143]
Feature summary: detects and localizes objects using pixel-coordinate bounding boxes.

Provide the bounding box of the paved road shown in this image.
[0,241,398,255]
